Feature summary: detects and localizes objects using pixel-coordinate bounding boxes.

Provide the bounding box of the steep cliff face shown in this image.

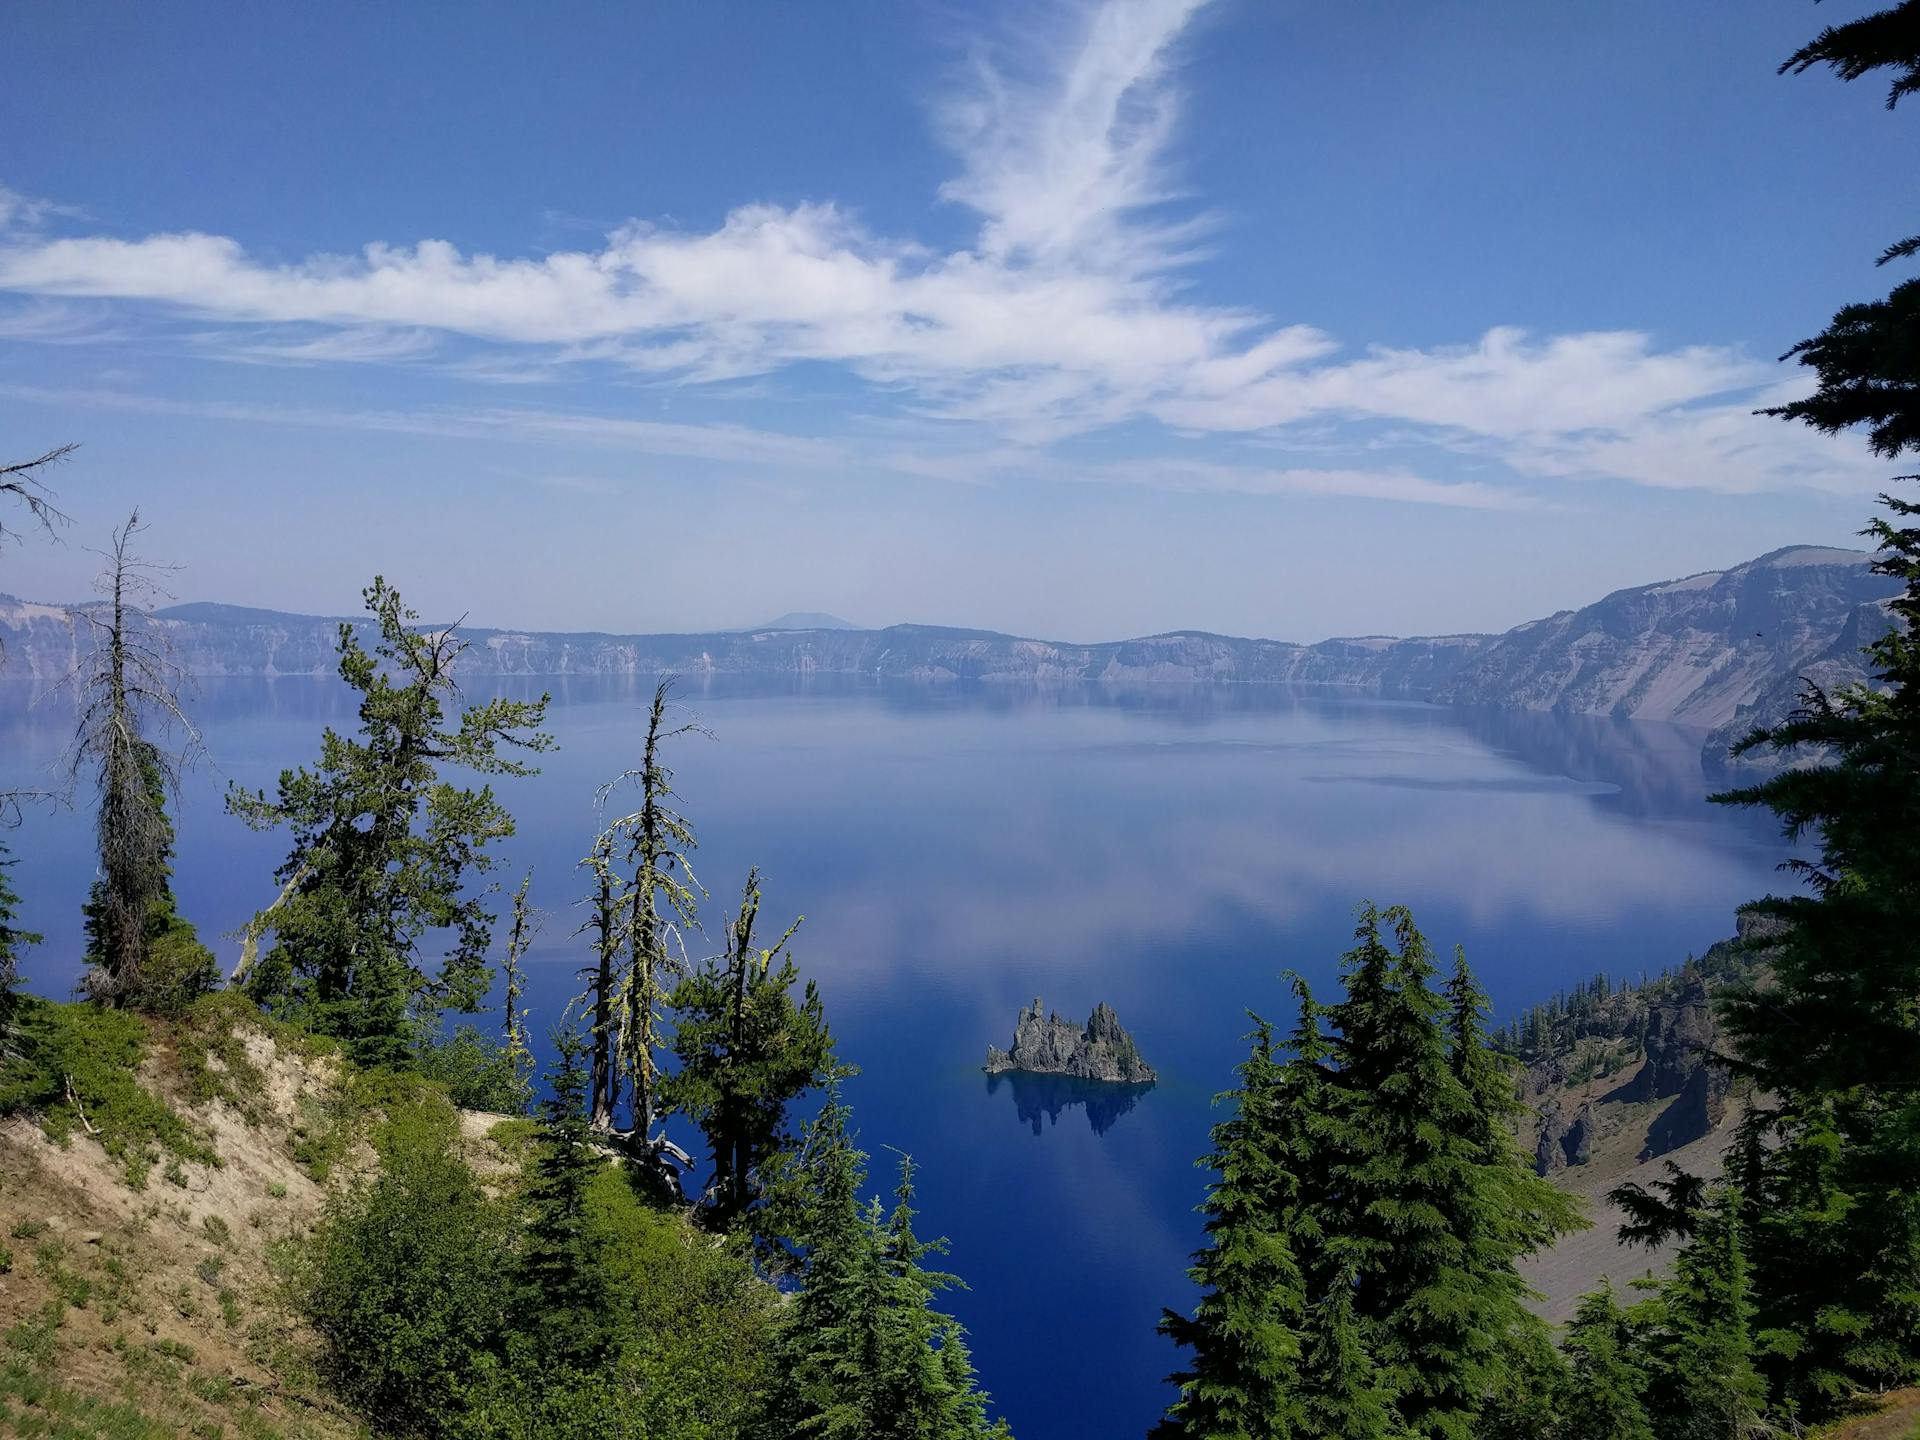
[984,1000,1156,1084]
[1440,546,1897,731]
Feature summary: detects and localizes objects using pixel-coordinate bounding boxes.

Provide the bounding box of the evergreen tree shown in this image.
[761,1083,1010,1440]
[576,828,623,1130]
[1291,1275,1401,1440]
[1707,3,1920,1411]
[0,838,41,1060]
[66,512,204,1007]
[1559,1285,1654,1440]
[1324,905,1562,1440]
[594,679,703,1166]
[499,868,537,1114]
[519,1027,614,1370]
[229,577,551,1065]
[666,868,833,1229]
[80,745,218,1015]
[1156,1015,1309,1440]
[1643,1190,1765,1440]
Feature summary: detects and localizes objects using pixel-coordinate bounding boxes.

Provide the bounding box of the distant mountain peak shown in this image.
[748,611,861,631]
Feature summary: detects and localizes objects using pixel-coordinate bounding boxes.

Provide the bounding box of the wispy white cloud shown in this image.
[0,0,1884,501]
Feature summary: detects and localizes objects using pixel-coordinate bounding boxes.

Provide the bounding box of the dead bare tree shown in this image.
[63,510,200,1003]
[584,679,709,1187]
[0,443,75,553]
[1,443,76,824]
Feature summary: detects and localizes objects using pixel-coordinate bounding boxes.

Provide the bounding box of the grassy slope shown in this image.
[0,1004,525,1439]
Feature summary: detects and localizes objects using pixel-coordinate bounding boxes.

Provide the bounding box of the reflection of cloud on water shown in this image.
[787,794,1766,1004]
[985,1071,1153,1137]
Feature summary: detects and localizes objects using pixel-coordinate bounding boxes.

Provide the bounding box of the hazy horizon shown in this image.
[2,0,1905,641]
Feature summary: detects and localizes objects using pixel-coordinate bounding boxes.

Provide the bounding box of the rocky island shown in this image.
[984,1000,1156,1084]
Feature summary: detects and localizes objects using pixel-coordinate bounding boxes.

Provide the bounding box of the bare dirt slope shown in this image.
[0,1012,517,1439]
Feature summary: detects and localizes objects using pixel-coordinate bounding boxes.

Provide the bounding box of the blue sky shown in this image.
[0,0,1910,640]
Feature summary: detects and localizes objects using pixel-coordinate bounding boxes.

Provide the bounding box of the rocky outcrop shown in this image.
[984,1000,1155,1084]
[1617,974,1718,1105]
[1534,1098,1597,1175]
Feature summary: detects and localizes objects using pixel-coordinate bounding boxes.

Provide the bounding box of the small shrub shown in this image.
[218,1288,242,1328]
[8,1219,45,1241]
[412,1023,530,1114]
[266,1182,288,1200]
[202,1214,232,1247]
[0,1245,11,1274]
[196,1255,224,1287]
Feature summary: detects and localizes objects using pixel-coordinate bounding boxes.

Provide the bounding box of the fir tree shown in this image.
[1157,1015,1309,1440]
[229,578,551,1065]
[666,867,832,1228]
[499,869,537,1114]
[575,828,623,1130]
[79,745,218,1015]
[1292,1275,1401,1440]
[761,1083,1010,1440]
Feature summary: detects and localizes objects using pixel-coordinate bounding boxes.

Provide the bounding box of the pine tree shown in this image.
[1707,4,1920,1411]
[229,578,551,1065]
[666,868,832,1228]
[760,1084,1010,1440]
[575,828,624,1130]
[519,1027,613,1369]
[499,869,537,1113]
[1157,1015,1309,1439]
[1560,1285,1654,1440]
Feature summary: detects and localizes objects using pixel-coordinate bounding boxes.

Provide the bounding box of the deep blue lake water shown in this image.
[1,675,1794,1439]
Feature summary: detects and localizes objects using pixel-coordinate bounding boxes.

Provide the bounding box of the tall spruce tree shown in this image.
[1156,1015,1309,1439]
[229,578,551,1065]
[1707,2,1920,1412]
[665,868,832,1228]
[576,828,624,1130]
[1292,1275,1402,1440]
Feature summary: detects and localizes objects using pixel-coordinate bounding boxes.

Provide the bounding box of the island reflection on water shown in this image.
[984,1070,1155,1137]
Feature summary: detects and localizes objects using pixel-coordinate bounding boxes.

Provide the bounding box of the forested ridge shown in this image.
[6,3,1920,1436]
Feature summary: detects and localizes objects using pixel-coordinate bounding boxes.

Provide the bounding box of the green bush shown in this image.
[413,1023,530,1115]
[302,1090,515,1435]
[0,999,218,1185]
[299,1063,777,1439]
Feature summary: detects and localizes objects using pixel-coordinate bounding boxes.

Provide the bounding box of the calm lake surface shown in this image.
[1,675,1794,1439]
